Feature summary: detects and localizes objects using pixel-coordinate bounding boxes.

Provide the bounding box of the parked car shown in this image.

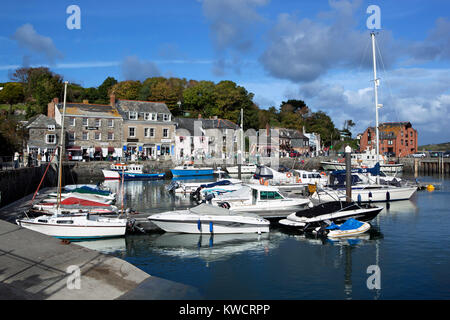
[411,152,426,158]
[443,151,450,158]
[430,151,443,158]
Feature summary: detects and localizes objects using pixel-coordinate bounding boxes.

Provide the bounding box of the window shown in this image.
[129,127,136,137]
[108,132,114,140]
[144,128,155,138]
[129,111,138,120]
[95,119,101,127]
[82,118,88,126]
[161,145,171,155]
[163,114,171,121]
[108,119,114,127]
[410,132,413,137]
[69,117,75,126]
[388,140,393,145]
[94,132,101,141]
[46,134,56,144]
[151,113,156,121]
[144,113,150,121]
[47,125,55,131]
[163,128,169,138]
[68,132,75,141]
[260,191,283,200]
[144,113,156,121]
[82,132,89,140]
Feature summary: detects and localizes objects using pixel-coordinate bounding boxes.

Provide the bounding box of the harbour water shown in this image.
[78,175,450,300]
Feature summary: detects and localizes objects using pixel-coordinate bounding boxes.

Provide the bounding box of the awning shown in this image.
[94,147,102,152]
[67,146,81,151]
[107,147,114,152]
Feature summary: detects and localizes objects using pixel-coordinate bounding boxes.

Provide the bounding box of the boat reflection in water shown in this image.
[130,232,288,264]
[77,237,127,254]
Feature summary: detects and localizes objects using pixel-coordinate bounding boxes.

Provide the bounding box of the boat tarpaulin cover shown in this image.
[61,197,110,207]
[200,180,232,188]
[336,218,364,231]
[73,186,110,196]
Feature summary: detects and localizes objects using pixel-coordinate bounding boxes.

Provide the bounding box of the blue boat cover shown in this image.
[338,218,364,231]
[200,180,232,188]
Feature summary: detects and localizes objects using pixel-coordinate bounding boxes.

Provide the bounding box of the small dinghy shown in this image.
[324,218,371,238]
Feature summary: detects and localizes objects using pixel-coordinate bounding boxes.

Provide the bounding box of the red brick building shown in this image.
[359,122,418,157]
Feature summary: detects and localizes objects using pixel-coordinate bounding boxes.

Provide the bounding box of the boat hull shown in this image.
[171,169,214,177]
[312,186,417,202]
[16,219,126,240]
[149,217,269,234]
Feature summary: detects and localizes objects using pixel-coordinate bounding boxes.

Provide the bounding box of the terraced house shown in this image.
[47,98,123,160]
[112,95,176,159]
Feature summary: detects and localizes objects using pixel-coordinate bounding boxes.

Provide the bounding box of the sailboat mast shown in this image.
[57,81,68,209]
[371,32,380,166]
[240,108,244,163]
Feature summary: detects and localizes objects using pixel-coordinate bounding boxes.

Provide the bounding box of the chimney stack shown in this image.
[110,93,116,107]
[266,123,270,136]
[47,97,59,118]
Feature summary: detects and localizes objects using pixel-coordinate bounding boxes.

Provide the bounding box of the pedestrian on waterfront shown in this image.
[45,150,49,162]
[13,151,19,169]
[37,152,42,166]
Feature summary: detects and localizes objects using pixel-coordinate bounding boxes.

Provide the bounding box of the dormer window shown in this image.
[129,111,138,120]
[47,125,55,131]
[163,114,171,122]
[144,113,150,121]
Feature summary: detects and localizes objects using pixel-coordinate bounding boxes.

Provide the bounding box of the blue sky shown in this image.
[1,0,449,145]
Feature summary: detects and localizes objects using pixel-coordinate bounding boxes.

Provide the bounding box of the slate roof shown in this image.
[57,103,121,118]
[25,114,60,129]
[175,118,204,136]
[202,119,238,130]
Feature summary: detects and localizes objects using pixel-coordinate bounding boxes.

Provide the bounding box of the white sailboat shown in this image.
[16,81,127,240]
[313,32,417,203]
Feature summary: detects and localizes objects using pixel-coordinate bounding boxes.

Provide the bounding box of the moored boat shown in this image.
[148,203,270,234]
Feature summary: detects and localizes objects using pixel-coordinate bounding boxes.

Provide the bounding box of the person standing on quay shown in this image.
[13,151,19,169]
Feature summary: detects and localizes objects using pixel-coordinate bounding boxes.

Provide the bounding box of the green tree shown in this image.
[182,81,216,117]
[110,80,142,100]
[0,82,25,114]
[97,77,118,104]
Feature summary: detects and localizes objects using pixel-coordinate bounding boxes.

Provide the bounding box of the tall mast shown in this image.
[371,32,380,165]
[57,81,68,209]
[240,108,244,163]
[371,32,380,183]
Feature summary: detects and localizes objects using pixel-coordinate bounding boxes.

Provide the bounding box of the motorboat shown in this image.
[16,213,127,240]
[171,163,214,177]
[291,169,328,187]
[226,163,257,175]
[148,203,270,234]
[102,163,165,180]
[166,170,241,194]
[210,184,311,212]
[278,201,383,232]
[321,148,403,175]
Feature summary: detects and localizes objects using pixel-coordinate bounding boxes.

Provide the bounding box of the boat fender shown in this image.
[197,219,202,231]
[386,191,390,202]
[357,194,362,205]
[209,221,213,233]
[219,202,231,209]
[259,178,264,185]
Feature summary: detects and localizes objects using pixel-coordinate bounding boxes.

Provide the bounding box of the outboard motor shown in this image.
[204,193,215,204]
[166,181,180,192]
[191,186,204,202]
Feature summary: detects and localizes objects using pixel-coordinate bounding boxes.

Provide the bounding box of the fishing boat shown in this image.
[148,203,270,234]
[210,184,311,212]
[226,164,257,175]
[171,163,214,177]
[102,163,165,180]
[278,201,383,232]
[16,81,127,240]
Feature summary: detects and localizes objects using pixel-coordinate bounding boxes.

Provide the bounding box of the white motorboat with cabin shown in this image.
[210,184,311,212]
[148,203,270,234]
[226,163,257,175]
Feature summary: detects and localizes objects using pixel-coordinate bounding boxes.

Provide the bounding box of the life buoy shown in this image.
[320,171,326,176]
[286,172,292,178]
[259,178,264,185]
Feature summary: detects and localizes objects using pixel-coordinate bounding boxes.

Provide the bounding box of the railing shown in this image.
[0,155,48,171]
